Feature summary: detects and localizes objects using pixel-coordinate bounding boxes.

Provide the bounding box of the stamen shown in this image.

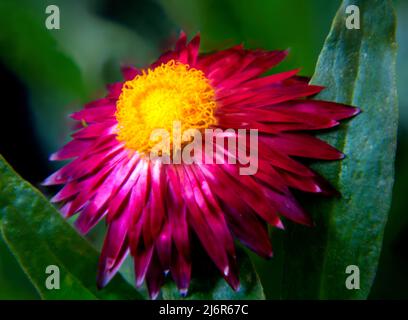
[115,60,216,154]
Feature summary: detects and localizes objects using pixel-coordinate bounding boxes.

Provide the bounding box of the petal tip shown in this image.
[49,153,59,161]
[150,292,160,300]
[96,272,109,290]
[179,288,188,297]
[223,265,230,276]
[353,107,362,116]
[276,219,285,230]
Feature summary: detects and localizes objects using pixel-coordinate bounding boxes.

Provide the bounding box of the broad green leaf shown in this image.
[282,0,398,299]
[0,236,39,299]
[0,155,143,300]
[162,247,265,300]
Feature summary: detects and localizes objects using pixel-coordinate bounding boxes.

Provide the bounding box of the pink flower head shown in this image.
[45,32,359,299]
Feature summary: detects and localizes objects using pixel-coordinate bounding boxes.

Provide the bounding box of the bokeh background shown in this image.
[0,0,406,299]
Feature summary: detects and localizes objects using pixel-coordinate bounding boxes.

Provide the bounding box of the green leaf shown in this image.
[162,247,265,300]
[282,0,398,299]
[0,155,144,300]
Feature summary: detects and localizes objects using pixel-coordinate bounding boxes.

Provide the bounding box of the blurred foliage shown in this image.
[158,0,339,75]
[0,0,85,157]
[0,0,406,299]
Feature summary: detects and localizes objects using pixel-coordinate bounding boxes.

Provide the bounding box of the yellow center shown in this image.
[115,60,216,154]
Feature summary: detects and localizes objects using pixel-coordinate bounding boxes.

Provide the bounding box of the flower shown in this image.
[45,32,359,299]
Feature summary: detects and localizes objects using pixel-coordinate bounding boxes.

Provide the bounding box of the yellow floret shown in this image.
[115,60,216,154]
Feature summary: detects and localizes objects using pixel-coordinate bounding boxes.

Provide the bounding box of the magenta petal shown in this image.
[121,65,141,81]
[271,100,360,120]
[149,162,165,239]
[133,241,153,287]
[170,246,191,295]
[156,223,172,271]
[106,82,123,99]
[224,205,273,259]
[268,133,344,160]
[71,105,116,123]
[50,139,92,161]
[176,166,230,276]
[145,251,165,300]
[223,255,239,291]
[97,209,130,288]
[175,31,187,51]
[74,201,108,235]
[187,33,200,66]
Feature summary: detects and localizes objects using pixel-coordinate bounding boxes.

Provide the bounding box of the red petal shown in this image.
[121,65,141,81]
[267,133,344,160]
